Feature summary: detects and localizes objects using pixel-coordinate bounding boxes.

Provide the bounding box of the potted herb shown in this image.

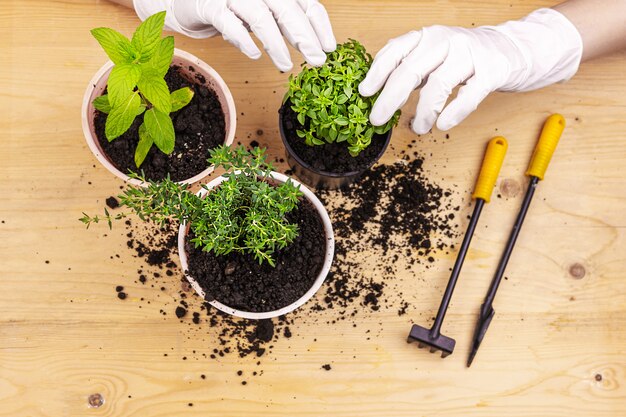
[81,12,236,186]
[81,146,334,319]
[279,39,400,189]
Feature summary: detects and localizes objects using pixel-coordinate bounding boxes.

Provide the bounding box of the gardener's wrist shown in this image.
[493,8,583,92]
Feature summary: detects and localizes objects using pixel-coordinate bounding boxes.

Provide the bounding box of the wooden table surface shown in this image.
[1,1,625,416]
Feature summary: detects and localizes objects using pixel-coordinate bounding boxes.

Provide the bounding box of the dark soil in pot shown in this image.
[279,100,388,174]
[185,198,327,313]
[94,65,225,182]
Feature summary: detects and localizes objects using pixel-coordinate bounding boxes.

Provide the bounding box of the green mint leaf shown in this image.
[132,11,166,62]
[136,104,146,116]
[144,108,175,154]
[107,63,141,107]
[148,36,174,77]
[93,94,111,113]
[170,87,194,112]
[105,91,141,141]
[135,122,154,167]
[138,69,172,113]
[91,27,135,65]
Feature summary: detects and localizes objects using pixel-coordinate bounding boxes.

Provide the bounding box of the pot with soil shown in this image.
[81,12,236,186]
[279,40,400,189]
[178,168,334,319]
[81,146,334,319]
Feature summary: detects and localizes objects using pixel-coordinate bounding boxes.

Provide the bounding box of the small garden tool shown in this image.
[408,136,508,358]
[467,114,565,367]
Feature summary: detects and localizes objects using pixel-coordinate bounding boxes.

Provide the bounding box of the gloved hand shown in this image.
[359,8,583,135]
[133,0,336,72]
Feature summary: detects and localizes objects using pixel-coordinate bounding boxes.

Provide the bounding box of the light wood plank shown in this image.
[1,0,625,416]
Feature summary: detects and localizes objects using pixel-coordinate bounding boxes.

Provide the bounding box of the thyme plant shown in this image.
[81,146,303,266]
[91,11,194,167]
[283,39,400,156]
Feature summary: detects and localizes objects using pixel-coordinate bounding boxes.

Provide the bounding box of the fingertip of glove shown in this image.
[369,110,389,127]
[411,118,431,135]
[358,82,374,97]
[321,37,337,53]
[240,46,262,60]
[306,53,327,67]
[277,61,294,72]
[435,118,454,132]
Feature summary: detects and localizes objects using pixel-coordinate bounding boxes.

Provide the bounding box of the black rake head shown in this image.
[407,324,456,358]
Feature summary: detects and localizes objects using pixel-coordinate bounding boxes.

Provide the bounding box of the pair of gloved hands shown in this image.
[133,0,582,135]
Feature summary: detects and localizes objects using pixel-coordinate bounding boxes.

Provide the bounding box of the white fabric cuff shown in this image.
[133,0,217,39]
[495,8,583,92]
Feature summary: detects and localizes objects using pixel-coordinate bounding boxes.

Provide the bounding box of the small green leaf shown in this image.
[93,94,111,113]
[105,91,141,141]
[328,127,338,141]
[144,108,175,154]
[135,122,154,167]
[91,27,135,65]
[335,116,349,126]
[138,69,172,113]
[148,36,174,77]
[297,112,306,126]
[132,11,166,62]
[336,94,349,104]
[170,87,194,112]
[348,145,361,157]
[108,63,141,107]
[337,132,350,142]
[136,104,147,116]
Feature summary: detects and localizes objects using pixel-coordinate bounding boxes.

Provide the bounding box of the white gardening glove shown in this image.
[133,0,336,72]
[359,8,583,135]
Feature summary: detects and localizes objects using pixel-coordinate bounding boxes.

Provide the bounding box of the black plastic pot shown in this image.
[278,103,393,189]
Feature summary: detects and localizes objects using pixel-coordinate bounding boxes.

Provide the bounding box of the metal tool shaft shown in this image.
[467,176,539,366]
[487,176,538,303]
[431,199,485,337]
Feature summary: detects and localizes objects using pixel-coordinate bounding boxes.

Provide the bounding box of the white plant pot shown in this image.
[81,48,237,187]
[178,172,335,320]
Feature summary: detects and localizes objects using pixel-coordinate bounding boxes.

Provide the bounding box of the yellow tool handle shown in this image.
[526,114,565,180]
[472,136,508,203]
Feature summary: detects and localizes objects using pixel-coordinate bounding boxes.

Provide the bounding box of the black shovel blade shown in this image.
[407,324,456,358]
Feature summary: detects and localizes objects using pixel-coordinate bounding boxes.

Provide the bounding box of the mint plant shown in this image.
[81,146,303,266]
[91,11,194,167]
[283,39,400,157]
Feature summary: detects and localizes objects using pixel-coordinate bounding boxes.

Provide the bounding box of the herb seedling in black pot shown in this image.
[279,40,400,189]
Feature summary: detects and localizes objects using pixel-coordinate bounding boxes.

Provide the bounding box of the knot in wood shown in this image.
[569,263,586,279]
[88,393,104,408]
[499,178,521,198]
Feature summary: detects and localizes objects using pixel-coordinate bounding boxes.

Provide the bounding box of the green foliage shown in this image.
[91,12,194,168]
[80,146,303,266]
[284,39,400,157]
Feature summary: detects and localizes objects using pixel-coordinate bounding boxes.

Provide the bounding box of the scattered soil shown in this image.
[95,143,461,385]
[185,198,326,312]
[106,197,119,209]
[280,101,388,174]
[94,65,225,182]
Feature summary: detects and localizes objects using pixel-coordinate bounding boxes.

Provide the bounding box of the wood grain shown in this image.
[1,1,625,416]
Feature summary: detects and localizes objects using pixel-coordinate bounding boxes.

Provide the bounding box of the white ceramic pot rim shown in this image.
[81,48,237,187]
[178,171,335,320]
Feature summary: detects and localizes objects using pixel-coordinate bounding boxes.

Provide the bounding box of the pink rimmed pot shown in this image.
[81,49,236,187]
[178,171,335,320]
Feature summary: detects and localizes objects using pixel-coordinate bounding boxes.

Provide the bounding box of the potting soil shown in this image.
[104,148,460,383]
